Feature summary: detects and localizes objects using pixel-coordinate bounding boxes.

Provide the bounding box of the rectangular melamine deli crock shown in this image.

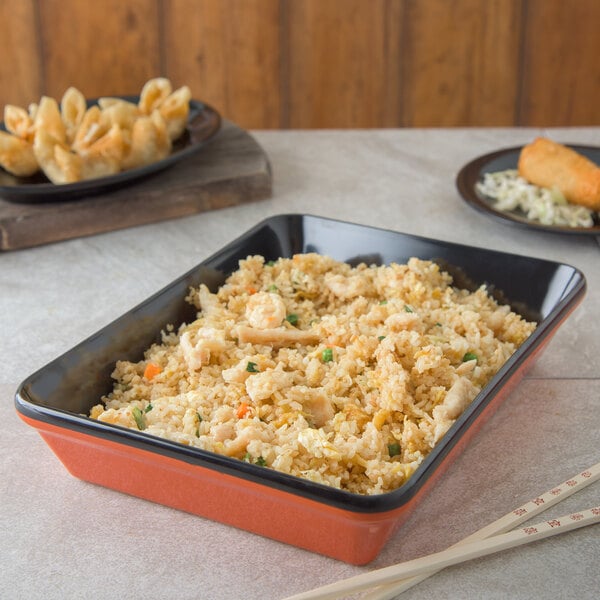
[15,214,586,565]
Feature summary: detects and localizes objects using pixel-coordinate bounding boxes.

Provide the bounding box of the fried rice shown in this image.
[90,253,536,495]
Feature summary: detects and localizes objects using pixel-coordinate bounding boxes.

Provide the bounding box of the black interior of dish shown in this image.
[15,214,586,511]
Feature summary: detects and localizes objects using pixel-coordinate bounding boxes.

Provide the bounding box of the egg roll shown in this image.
[518,137,600,210]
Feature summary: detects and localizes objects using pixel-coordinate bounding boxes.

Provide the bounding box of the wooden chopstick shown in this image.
[283,462,600,600]
[363,461,600,600]
[287,506,600,600]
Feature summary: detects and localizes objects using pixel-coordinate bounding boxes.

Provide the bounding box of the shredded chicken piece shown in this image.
[245,368,294,402]
[180,329,227,370]
[212,422,236,442]
[385,311,422,332]
[292,386,334,428]
[432,377,479,442]
[237,325,320,347]
[223,424,270,457]
[197,284,222,315]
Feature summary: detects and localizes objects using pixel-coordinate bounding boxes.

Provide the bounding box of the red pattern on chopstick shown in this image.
[289,462,600,600]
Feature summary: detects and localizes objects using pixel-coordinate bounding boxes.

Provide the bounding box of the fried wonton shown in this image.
[72,106,110,153]
[122,109,171,170]
[138,77,173,115]
[33,96,67,145]
[159,85,192,141]
[61,87,87,144]
[1,77,194,183]
[0,131,39,176]
[100,99,140,130]
[4,105,35,142]
[33,129,78,184]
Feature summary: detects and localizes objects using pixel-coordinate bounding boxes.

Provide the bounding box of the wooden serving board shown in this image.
[0,119,272,251]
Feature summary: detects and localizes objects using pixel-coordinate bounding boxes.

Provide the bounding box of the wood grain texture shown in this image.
[0,0,41,106]
[0,0,598,129]
[519,0,600,126]
[0,121,272,250]
[382,0,405,127]
[163,0,281,129]
[39,0,161,98]
[402,0,522,127]
[287,0,395,128]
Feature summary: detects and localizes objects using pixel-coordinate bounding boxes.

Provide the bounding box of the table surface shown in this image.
[2,127,599,600]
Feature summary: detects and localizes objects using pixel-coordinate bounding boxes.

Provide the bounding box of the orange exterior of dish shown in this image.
[13,215,586,564]
[17,344,540,566]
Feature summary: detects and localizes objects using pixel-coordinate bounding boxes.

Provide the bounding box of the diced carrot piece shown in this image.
[143,362,162,380]
[237,402,250,418]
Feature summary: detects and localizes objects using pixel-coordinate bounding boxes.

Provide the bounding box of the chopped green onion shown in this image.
[285,313,298,325]
[144,403,153,413]
[131,406,146,430]
[378,335,386,341]
[388,442,401,457]
[379,300,388,305]
[267,284,278,292]
[462,352,478,362]
[242,453,266,466]
[404,305,414,313]
[246,361,259,373]
[266,260,276,267]
[321,348,333,362]
[435,322,442,327]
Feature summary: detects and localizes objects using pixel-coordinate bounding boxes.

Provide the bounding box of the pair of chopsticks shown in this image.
[284,461,600,600]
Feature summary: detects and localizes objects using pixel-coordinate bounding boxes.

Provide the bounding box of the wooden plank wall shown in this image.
[1,0,598,130]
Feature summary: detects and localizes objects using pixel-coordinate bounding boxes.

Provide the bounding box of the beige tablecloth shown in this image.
[2,127,599,600]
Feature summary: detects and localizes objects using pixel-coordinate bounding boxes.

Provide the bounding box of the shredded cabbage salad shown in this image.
[476,169,596,228]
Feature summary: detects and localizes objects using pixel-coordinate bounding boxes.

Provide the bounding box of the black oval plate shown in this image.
[456,144,600,235]
[0,97,221,203]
